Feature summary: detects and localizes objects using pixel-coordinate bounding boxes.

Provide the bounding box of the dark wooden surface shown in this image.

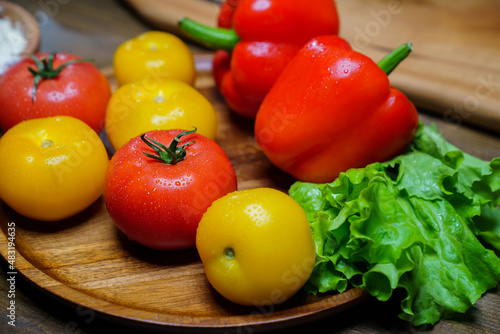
[0,0,499,333]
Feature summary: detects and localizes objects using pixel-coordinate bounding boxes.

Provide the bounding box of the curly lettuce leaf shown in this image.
[289,123,500,326]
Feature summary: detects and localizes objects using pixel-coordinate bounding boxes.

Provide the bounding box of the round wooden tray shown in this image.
[0,57,369,332]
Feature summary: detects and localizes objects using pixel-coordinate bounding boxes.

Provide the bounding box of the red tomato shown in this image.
[0,52,111,133]
[103,128,238,250]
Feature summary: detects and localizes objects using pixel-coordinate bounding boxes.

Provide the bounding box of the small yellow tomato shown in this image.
[196,188,316,306]
[105,78,218,151]
[0,116,109,221]
[113,31,196,87]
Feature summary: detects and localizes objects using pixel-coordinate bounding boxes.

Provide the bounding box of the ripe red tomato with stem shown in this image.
[0,52,111,133]
[104,128,238,250]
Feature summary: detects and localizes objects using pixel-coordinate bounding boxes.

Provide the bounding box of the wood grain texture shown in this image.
[124,0,500,133]
[336,0,500,134]
[124,0,221,35]
[0,62,369,332]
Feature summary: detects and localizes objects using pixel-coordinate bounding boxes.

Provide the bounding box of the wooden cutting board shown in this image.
[124,0,500,133]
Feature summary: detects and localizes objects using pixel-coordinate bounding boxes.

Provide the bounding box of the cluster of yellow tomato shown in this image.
[106,31,218,151]
[0,31,315,307]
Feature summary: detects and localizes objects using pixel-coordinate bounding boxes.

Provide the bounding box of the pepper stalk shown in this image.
[377,42,413,76]
[178,17,240,51]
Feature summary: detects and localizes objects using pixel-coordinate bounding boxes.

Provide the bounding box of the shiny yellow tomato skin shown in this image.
[113,31,196,87]
[196,188,316,306]
[105,79,218,151]
[0,116,109,221]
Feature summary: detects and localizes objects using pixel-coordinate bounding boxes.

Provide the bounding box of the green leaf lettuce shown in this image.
[289,123,500,326]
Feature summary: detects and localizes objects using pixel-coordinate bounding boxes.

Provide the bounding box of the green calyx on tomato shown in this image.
[25,52,92,102]
[141,127,197,164]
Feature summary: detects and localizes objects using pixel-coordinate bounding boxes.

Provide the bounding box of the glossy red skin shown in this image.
[213,0,339,118]
[255,36,419,183]
[217,0,239,28]
[0,52,111,133]
[104,130,238,251]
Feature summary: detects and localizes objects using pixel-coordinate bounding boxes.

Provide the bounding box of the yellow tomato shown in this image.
[113,31,196,87]
[196,188,316,306]
[0,116,109,221]
[105,78,218,151]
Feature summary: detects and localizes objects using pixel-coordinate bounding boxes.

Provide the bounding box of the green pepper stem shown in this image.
[178,17,240,51]
[141,127,197,165]
[377,42,413,76]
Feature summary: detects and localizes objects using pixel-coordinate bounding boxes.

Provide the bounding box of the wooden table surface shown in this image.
[1,0,499,333]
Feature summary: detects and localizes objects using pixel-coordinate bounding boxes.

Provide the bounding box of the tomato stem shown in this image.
[25,52,93,103]
[141,128,197,165]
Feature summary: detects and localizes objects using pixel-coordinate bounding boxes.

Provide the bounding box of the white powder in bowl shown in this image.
[0,6,28,75]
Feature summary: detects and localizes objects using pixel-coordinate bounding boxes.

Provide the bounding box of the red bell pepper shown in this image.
[179,0,339,118]
[254,35,419,183]
[217,0,239,28]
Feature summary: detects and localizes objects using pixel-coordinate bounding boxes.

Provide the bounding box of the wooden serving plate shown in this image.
[0,54,368,332]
